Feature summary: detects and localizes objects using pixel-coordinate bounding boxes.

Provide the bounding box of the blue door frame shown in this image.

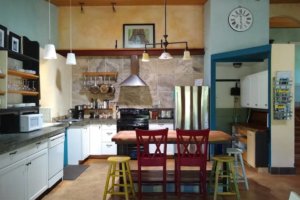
[210,45,271,160]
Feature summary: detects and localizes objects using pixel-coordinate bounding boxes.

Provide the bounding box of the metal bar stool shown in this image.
[227,148,249,190]
[103,156,135,200]
[209,156,240,200]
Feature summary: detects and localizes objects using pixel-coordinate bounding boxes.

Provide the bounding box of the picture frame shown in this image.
[9,32,21,53]
[123,24,155,48]
[0,24,7,49]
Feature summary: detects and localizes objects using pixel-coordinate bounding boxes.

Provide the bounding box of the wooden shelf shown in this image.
[8,70,39,79]
[0,73,5,79]
[57,48,205,57]
[82,72,118,80]
[8,90,39,96]
[84,108,113,111]
[0,90,5,95]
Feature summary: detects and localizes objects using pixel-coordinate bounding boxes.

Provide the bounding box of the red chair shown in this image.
[136,128,168,199]
[175,128,210,196]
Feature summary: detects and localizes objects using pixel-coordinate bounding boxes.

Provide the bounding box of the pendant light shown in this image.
[44,0,57,60]
[66,0,77,65]
[142,0,191,62]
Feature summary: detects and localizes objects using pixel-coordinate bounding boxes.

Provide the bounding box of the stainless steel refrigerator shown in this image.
[174,86,209,130]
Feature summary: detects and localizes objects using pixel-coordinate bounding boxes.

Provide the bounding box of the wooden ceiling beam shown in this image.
[50,0,207,7]
[270,16,300,28]
[56,48,205,57]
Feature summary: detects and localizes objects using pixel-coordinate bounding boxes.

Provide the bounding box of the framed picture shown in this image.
[123,24,155,48]
[0,24,7,49]
[9,32,21,53]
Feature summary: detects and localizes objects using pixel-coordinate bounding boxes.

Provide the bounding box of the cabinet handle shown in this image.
[106,132,113,135]
[158,123,165,126]
[9,151,17,155]
[106,144,112,147]
[26,162,31,166]
[36,142,41,145]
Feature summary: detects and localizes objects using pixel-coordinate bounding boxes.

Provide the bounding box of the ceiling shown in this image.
[50,0,300,7]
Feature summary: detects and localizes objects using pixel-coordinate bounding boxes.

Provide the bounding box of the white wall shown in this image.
[39,48,72,121]
[271,44,295,168]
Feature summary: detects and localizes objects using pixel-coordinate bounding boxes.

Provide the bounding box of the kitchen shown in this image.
[0,0,300,199]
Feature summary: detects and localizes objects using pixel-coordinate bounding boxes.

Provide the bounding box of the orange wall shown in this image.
[58,5,203,49]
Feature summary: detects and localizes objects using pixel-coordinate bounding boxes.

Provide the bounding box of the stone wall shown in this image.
[72,55,204,109]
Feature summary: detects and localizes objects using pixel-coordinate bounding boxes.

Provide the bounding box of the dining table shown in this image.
[112,129,232,158]
[111,129,232,193]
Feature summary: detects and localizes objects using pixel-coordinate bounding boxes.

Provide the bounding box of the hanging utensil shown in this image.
[89,76,100,94]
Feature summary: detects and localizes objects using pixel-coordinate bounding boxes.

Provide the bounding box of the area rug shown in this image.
[63,165,89,180]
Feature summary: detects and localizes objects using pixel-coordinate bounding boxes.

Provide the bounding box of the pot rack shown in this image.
[82,71,118,81]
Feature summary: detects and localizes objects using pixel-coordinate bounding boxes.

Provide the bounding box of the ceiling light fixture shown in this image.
[44,0,57,60]
[66,0,77,65]
[142,0,191,62]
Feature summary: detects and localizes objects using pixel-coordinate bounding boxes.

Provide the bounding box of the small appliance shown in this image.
[20,113,43,132]
[74,105,84,119]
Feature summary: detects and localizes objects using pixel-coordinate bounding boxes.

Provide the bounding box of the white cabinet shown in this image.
[89,124,102,155]
[240,70,268,109]
[101,124,117,155]
[0,140,48,200]
[67,126,90,165]
[27,149,48,200]
[149,122,174,155]
[0,158,26,200]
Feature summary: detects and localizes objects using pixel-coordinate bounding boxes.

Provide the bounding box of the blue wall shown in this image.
[0,0,58,47]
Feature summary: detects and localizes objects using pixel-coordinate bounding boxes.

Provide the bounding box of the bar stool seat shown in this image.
[103,156,135,200]
[209,156,240,200]
[227,147,249,190]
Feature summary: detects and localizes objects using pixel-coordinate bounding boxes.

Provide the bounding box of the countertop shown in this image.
[233,122,268,132]
[0,123,68,155]
[0,118,117,155]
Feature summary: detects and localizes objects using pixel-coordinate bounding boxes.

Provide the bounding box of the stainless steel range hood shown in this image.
[120,55,147,86]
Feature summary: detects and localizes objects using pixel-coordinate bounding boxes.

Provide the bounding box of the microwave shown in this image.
[20,114,43,132]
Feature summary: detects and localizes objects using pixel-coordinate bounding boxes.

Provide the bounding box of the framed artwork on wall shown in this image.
[0,24,7,49]
[9,32,21,53]
[123,24,155,48]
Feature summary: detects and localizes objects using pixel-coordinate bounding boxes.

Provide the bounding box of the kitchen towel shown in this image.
[63,165,89,180]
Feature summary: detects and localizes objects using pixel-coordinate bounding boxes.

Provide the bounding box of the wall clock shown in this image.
[228,6,253,32]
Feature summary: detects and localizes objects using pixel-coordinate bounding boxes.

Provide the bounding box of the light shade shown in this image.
[44,44,57,59]
[159,51,173,60]
[183,50,191,60]
[66,52,77,65]
[142,52,150,62]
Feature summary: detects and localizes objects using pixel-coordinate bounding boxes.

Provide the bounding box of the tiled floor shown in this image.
[42,159,300,200]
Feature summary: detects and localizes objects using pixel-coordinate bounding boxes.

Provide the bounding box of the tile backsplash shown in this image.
[72,55,204,108]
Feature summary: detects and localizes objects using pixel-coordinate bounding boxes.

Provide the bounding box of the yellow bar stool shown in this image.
[226,148,249,190]
[103,156,135,200]
[209,156,240,200]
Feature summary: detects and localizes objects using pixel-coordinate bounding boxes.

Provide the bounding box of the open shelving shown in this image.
[8,90,39,96]
[8,70,39,79]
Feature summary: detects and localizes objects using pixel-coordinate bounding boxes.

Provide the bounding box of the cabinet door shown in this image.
[89,125,102,155]
[247,130,256,168]
[149,123,174,155]
[27,148,48,200]
[257,70,268,109]
[0,159,26,200]
[249,74,259,108]
[82,126,90,160]
[67,128,82,165]
[240,76,251,107]
[101,142,117,155]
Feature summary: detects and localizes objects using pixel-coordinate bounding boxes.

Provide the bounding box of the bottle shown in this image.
[94,99,98,109]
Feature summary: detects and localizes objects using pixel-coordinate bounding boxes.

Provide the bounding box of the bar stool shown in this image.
[209,156,240,200]
[226,147,249,190]
[103,156,135,200]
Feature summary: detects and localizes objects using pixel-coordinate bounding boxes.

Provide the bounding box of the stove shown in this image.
[117,108,150,131]
[117,108,150,159]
